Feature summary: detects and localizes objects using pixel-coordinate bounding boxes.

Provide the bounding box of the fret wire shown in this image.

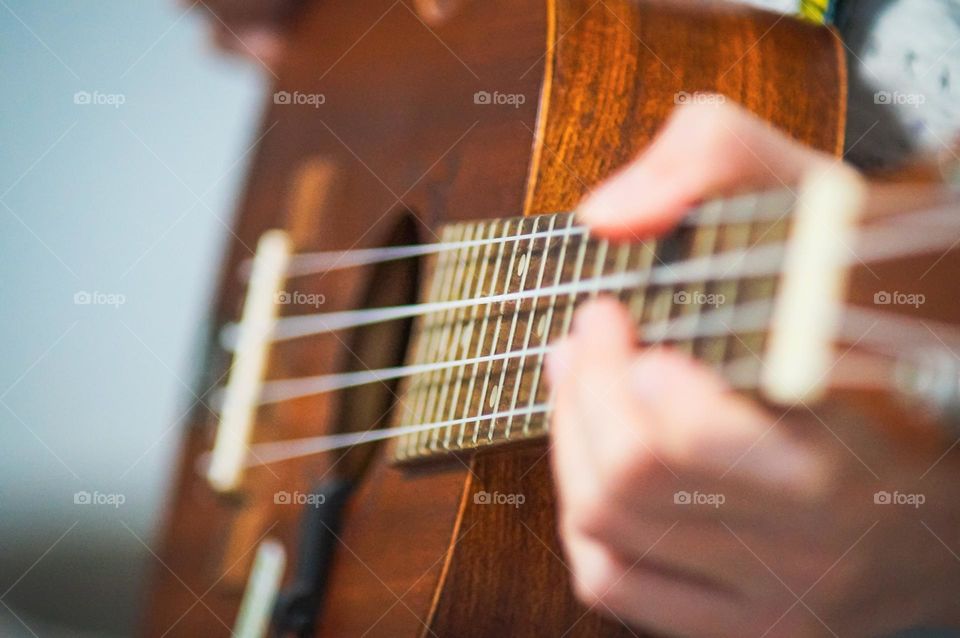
[480,216,535,442]
[703,217,753,368]
[557,220,591,342]
[413,224,464,456]
[422,224,475,451]
[490,215,543,440]
[612,242,632,296]
[736,196,790,369]
[396,225,453,460]
[626,240,657,321]
[681,199,723,358]
[438,223,483,450]
[522,213,577,437]
[503,214,556,439]
[438,223,486,450]
[589,238,610,299]
[468,218,513,445]
[641,222,691,352]
[424,224,476,451]
[455,221,500,448]
[722,194,768,368]
[386,190,801,460]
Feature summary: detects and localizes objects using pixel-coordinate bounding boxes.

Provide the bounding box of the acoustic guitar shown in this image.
[141,0,960,636]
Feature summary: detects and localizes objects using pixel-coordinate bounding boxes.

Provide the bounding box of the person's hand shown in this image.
[546,100,960,636]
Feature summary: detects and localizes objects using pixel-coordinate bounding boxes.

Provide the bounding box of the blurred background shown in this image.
[0,1,266,635]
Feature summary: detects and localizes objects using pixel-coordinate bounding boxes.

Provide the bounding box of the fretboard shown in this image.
[392,191,794,462]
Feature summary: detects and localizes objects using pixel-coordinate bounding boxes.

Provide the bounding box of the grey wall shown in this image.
[0,2,262,635]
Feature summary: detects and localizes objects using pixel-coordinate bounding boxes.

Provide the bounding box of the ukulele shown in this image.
[141,0,960,636]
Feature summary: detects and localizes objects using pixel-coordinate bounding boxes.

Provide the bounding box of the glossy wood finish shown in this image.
[141,1,844,636]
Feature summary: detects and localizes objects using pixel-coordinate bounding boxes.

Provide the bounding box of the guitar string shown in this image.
[198,346,905,472]
[201,201,960,473]
[237,298,775,406]
[221,216,960,348]
[227,243,786,346]
[270,196,956,278]
[276,189,796,277]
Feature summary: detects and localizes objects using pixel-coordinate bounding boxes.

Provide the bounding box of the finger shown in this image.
[549,299,677,547]
[631,347,826,498]
[563,528,750,637]
[578,100,833,239]
[562,503,784,596]
[566,298,656,463]
[548,336,605,518]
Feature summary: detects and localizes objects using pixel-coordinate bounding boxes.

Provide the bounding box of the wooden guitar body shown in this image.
[143,1,844,635]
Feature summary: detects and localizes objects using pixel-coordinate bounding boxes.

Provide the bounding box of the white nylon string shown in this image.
[273,189,797,277]
[203,296,960,474]
[242,298,774,406]
[198,403,553,471]
[199,352,773,472]
[841,305,960,359]
[222,242,787,346]
[229,212,960,348]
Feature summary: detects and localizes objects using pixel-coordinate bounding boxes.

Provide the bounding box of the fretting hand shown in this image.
[546,100,960,636]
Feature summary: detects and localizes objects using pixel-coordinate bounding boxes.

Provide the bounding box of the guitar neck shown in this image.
[393,191,795,462]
